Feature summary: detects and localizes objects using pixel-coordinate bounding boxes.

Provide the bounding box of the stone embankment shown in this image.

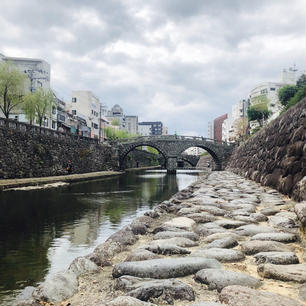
[227,98,306,202]
[17,171,306,306]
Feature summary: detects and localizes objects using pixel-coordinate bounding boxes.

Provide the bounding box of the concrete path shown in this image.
[17,171,306,306]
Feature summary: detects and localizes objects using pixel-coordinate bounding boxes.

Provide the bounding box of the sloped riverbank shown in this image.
[16,171,306,306]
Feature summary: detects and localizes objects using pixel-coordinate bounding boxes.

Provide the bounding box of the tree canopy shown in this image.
[0,61,26,118]
[23,88,54,126]
[278,85,297,106]
[247,101,271,127]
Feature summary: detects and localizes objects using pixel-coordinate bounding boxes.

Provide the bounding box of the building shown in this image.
[125,115,138,135]
[106,104,126,129]
[138,123,151,136]
[208,121,214,139]
[0,53,50,92]
[222,115,234,142]
[0,53,55,128]
[248,82,286,121]
[213,114,227,142]
[162,126,168,135]
[184,147,205,156]
[279,67,297,85]
[138,121,163,136]
[68,91,100,139]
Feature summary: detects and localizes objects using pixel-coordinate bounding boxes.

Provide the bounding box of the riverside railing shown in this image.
[0,118,99,144]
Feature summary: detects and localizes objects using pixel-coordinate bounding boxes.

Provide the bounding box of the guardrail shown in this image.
[116,135,231,146]
[0,118,99,144]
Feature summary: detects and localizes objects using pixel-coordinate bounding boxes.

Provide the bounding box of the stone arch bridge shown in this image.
[116,135,234,173]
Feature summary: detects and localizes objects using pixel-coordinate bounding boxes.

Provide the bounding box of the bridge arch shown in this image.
[178,144,222,170]
[119,142,167,170]
[179,158,196,167]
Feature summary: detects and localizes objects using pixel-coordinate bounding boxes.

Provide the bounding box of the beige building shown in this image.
[125,115,138,135]
[67,91,100,139]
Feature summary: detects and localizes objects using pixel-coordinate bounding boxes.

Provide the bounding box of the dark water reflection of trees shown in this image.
[0,170,199,305]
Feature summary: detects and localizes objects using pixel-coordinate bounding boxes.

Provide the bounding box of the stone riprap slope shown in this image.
[18,171,306,306]
[227,98,306,202]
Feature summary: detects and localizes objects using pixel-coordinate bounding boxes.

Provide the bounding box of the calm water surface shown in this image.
[0,169,201,305]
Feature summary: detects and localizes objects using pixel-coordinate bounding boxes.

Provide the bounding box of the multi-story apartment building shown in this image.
[0,53,56,128]
[138,123,151,136]
[68,91,100,139]
[125,115,138,135]
[138,121,163,136]
[184,147,204,156]
[208,121,214,139]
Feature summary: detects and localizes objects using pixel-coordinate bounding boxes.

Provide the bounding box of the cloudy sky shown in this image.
[0,0,305,136]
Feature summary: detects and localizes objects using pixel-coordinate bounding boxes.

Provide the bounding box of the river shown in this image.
[0,169,202,305]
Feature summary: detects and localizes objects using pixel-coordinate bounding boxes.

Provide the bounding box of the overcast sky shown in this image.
[0,0,305,136]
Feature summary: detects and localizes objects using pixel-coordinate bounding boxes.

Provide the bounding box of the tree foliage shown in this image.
[146,146,159,155]
[278,85,297,106]
[0,61,26,118]
[247,102,271,127]
[280,74,306,113]
[104,126,135,140]
[111,118,120,126]
[23,88,53,126]
[233,117,248,141]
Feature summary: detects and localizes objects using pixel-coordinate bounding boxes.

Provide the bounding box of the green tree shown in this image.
[282,84,306,112]
[111,118,120,126]
[23,88,53,127]
[296,74,306,88]
[278,85,297,106]
[247,102,271,127]
[146,146,159,155]
[23,92,37,124]
[104,126,135,140]
[0,61,26,118]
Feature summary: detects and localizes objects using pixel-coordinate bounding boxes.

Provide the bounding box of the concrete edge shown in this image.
[0,171,123,191]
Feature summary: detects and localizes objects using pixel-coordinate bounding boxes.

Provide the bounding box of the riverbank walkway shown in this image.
[21,170,305,306]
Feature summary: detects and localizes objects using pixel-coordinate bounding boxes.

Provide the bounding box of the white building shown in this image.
[222,115,234,142]
[208,121,214,139]
[68,91,100,139]
[248,82,286,121]
[138,124,151,136]
[0,53,56,128]
[184,147,205,156]
[125,115,138,135]
[162,126,168,135]
[106,104,126,129]
[279,67,297,85]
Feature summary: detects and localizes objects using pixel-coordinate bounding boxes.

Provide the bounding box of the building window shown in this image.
[270,88,275,91]
[14,115,18,121]
[94,123,98,129]
[52,106,56,114]
[37,81,43,87]
[72,97,77,102]
[52,121,56,129]
[72,110,76,115]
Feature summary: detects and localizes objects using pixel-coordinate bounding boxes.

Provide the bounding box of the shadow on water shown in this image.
[0,169,200,305]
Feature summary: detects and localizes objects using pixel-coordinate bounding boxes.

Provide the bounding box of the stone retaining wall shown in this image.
[123,149,159,169]
[0,121,119,178]
[227,98,306,201]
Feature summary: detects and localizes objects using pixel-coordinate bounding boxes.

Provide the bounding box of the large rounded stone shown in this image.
[257,263,306,283]
[112,257,221,279]
[254,251,299,265]
[195,223,227,236]
[250,232,297,243]
[204,237,238,249]
[235,224,276,236]
[203,232,244,243]
[125,249,161,262]
[164,217,195,230]
[240,240,292,255]
[191,248,245,262]
[152,237,199,247]
[194,269,261,292]
[115,275,195,303]
[219,285,304,306]
[153,231,199,241]
[105,296,157,306]
[214,219,247,229]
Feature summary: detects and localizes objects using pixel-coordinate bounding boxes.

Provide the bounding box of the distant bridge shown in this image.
[115,135,234,173]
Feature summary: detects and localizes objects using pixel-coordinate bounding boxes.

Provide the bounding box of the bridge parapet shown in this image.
[116,135,231,147]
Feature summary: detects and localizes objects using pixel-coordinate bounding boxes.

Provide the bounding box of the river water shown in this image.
[0,169,202,305]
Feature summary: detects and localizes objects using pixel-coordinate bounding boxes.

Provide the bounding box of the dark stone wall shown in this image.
[123,149,159,169]
[227,98,306,201]
[0,124,119,179]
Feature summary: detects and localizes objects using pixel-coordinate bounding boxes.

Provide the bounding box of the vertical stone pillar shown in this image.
[167,156,177,174]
